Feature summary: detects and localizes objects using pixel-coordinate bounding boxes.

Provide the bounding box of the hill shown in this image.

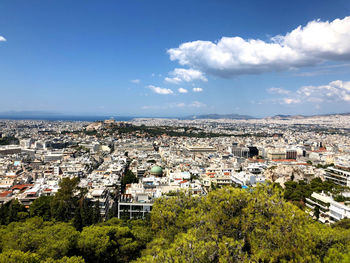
[181,113,255,120]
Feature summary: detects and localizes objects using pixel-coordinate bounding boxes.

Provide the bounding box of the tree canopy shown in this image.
[136,185,350,263]
[0,185,350,262]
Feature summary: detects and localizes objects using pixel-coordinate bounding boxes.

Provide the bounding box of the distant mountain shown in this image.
[267,112,350,120]
[181,113,255,120]
[318,112,350,117]
[267,114,306,120]
[0,111,133,122]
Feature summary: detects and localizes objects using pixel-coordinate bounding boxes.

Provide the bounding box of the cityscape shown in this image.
[1,0,350,262]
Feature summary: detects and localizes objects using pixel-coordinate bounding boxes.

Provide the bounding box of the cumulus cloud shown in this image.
[147,85,173,95]
[193,87,203,92]
[168,17,350,77]
[0,36,6,42]
[178,88,188,93]
[130,79,140,84]
[165,68,208,84]
[276,80,350,104]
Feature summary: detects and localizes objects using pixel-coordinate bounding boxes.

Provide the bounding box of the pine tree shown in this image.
[92,200,101,224]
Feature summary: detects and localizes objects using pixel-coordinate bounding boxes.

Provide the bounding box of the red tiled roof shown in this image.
[11,184,33,190]
[312,147,327,152]
[272,159,296,162]
[0,191,12,197]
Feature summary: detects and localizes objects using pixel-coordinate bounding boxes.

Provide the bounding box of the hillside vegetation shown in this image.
[0,185,350,262]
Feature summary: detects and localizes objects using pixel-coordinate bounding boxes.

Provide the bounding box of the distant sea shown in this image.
[0,114,134,122]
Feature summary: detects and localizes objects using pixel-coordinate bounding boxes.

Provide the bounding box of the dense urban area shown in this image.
[0,115,350,262]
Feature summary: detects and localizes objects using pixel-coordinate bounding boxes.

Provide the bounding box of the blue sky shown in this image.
[1,0,350,117]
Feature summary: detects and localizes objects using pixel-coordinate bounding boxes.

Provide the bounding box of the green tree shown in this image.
[0,136,19,145]
[44,256,85,263]
[92,201,101,224]
[136,185,347,263]
[0,250,40,263]
[73,207,83,231]
[77,225,140,263]
[51,177,86,222]
[1,217,80,260]
[30,196,53,221]
[81,199,93,227]
[121,170,138,189]
[6,199,27,224]
[333,218,350,230]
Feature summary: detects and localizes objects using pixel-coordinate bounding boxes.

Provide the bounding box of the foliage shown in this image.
[0,217,80,259]
[332,218,350,229]
[51,177,87,222]
[1,178,109,230]
[0,199,27,225]
[0,250,40,263]
[0,216,151,263]
[135,185,350,263]
[1,185,350,262]
[121,170,138,192]
[0,136,19,145]
[30,196,53,221]
[316,163,334,169]
[284,177,346,203]
[83,130,97,136]
[78,225,139,262]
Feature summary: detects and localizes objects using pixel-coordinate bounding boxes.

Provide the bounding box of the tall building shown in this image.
[232,147,249,158]
[324,167,350,187]
[286,149,297,160]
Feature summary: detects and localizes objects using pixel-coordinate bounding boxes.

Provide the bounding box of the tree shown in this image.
[0,250,40,263]
[30,196,53,221]
[73,206,83,231]
[121,170,138,192]
[51,177,86,222]
[1,218,80,260]
[79,199,94,228]
[92,201,101,224]
[44,256,85,263]
[6,199,27,224]
[332,218,350,229]
[77,225,140,263]
[314,206,320,220]
[0,137,19,145]
[136,185,346,263]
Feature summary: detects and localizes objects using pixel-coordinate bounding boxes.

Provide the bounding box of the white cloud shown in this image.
[165,68,208,84]
[192,87,203,92]
[147,85,174,95]
[130,79,140,84]
[276,80,350,104]
[174,102,186,108]
[0,36,6,42]
[178,88,188,93]
[189,101,206,108]
[294,63,350,77]
[142,101,206,110]
[282,98,301,104]
[267,87,291,95]
[168,16,350,77]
